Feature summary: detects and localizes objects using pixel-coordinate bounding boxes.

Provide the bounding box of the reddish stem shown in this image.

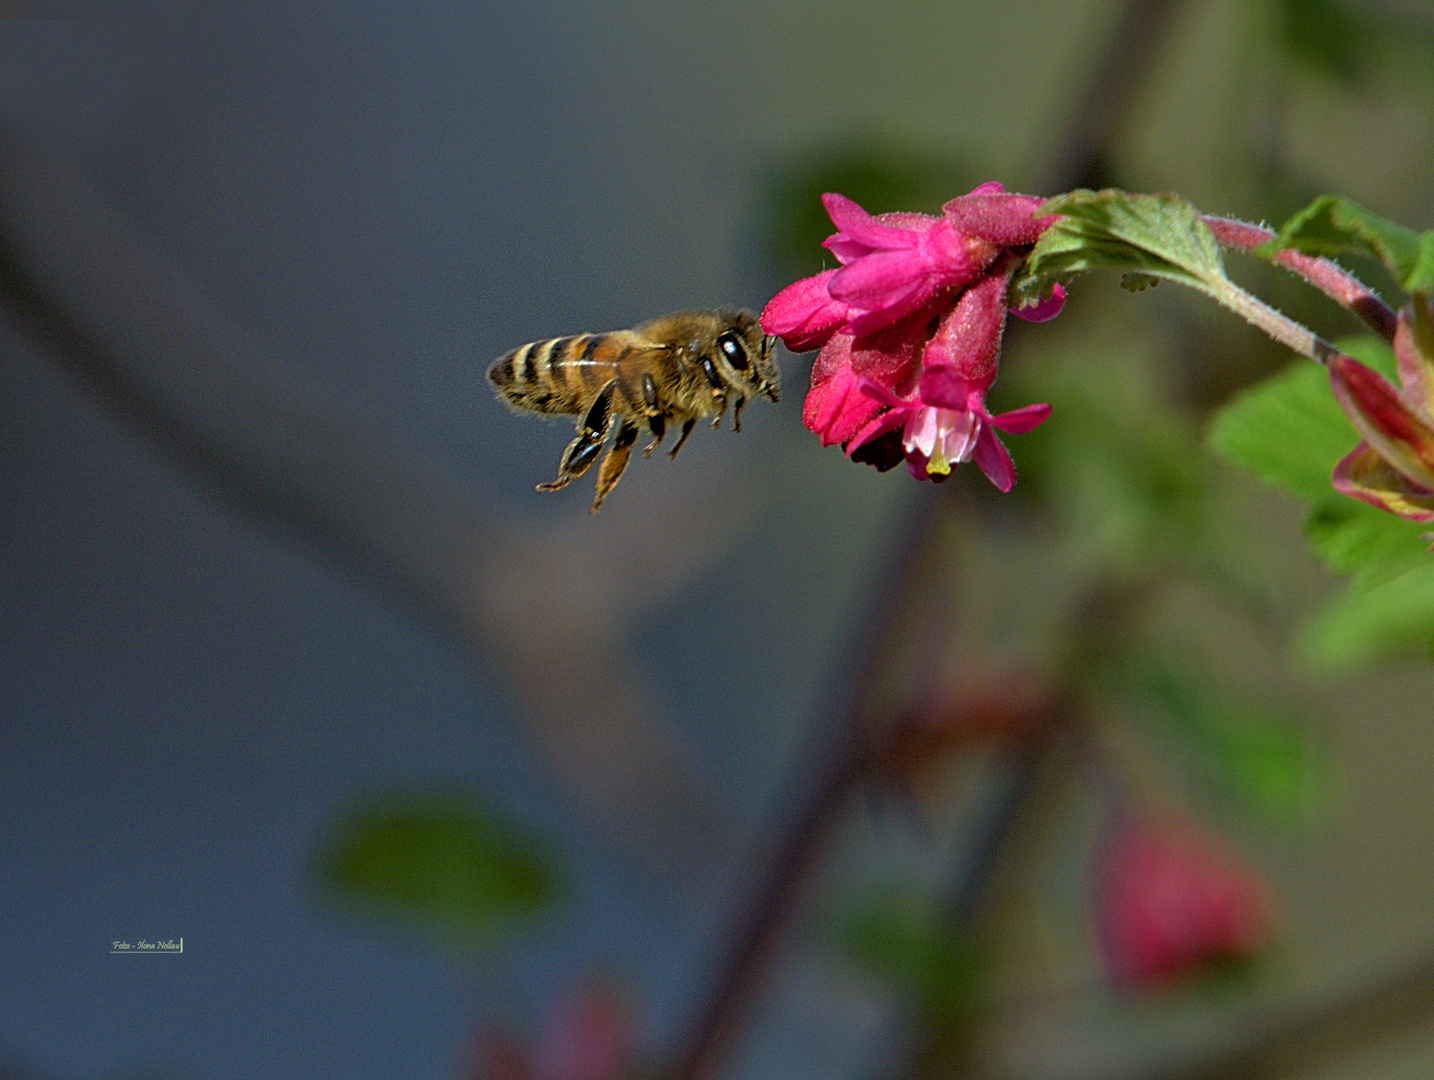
[1202,216,1399,341]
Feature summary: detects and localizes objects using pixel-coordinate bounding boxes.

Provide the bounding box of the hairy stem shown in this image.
[1200,273,1343,366]
[1203,215,1399,341]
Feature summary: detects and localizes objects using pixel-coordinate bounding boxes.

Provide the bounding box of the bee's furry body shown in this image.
[488,308,779,512]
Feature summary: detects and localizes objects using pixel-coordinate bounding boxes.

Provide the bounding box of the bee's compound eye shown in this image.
[717,331,749,370]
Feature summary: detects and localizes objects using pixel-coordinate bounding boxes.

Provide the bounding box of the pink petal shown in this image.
[990,402,1052,433]
[942,190,1057,246]
[844,308,934,390]
[846,406,912,454]
[1010,283,1067,322]
[761,270,850,352]
[844,286,943,336]
[1332,440,1434,522]
[821,192,925,258]
[830,230,987,334]
[1394,295,1434,418]
[828,249,936,308]
[1330,355,1434,490]
[902,406,943,459]
[533,983,631,1080]
[808,330,852,389]
[921,264,1012,389]
[858,377,910,409]
[802,338,889,447]
[972,427,1016,491]
[917,363,980,411]
[921,216,990,278]
[1096,819,1274,987]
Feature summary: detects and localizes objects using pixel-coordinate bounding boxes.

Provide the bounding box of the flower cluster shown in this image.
[761,182,1065,490]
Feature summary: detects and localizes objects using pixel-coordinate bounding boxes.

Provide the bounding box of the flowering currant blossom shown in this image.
[762,182,1065,487]
[1094,815,1276,989]
[1329,295,1434,522]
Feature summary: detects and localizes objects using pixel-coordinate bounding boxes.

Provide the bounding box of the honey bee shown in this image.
[488,308,780,512]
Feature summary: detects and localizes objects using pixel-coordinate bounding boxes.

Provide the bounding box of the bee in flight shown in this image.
[488,308,780,513]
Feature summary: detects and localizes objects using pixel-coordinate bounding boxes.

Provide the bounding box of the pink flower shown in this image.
[940,181,1062,246]
[852,269,1051,487]
[855,363,1052,490]
[1095,816,1276,989]
[530,983,630,1080]
[1329,297,1434,522]
[763,183,1065,349]
[802,310,933,450]
[820,193,996,336]
[763,182,1065,487]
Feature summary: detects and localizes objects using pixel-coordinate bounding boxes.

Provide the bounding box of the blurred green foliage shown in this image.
[316,789,558,941]
[1275,0,1372,82]
[1123,656,1321,821]
[835,888,981,1016]
[761,136,977,282]
[1012,336,1210,568]
[1206,347,1369,507]
[1302,560,1434,666]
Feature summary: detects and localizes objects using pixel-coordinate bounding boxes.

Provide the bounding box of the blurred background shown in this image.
[3,0,1434,1077]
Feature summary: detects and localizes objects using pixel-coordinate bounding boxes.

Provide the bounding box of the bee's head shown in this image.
[714,309,780,404]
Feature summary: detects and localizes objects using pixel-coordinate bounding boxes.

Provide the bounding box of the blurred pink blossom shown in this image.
[468,982,631,1080]
[1095,816,1276,988]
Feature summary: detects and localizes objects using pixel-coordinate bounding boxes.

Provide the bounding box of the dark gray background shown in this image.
[5,3,1434,1079]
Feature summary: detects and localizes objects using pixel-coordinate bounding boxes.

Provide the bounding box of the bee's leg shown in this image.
[591,419,640,513]
[536,429,605,491]
[537,380,614,492]
[639,374,667,455]
[667,417,696,459]
[731,394,748,433]
[642,411,666,456]
[701,358,727,429]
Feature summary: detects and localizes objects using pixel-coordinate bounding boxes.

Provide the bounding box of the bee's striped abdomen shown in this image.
[489,334,605,416]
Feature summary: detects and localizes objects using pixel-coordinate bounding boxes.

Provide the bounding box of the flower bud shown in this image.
[1095,816,1275,988]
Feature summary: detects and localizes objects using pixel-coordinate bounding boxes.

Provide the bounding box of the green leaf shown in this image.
[1208,337,1434,664]
[1304,497,1431,580]
[1301,559,1434,667]
[1011,190,1230,310]
[1011,342,1209,566]
[1266,195,1434,295]
[317,790,557,939]
[1206,355,1355,504]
